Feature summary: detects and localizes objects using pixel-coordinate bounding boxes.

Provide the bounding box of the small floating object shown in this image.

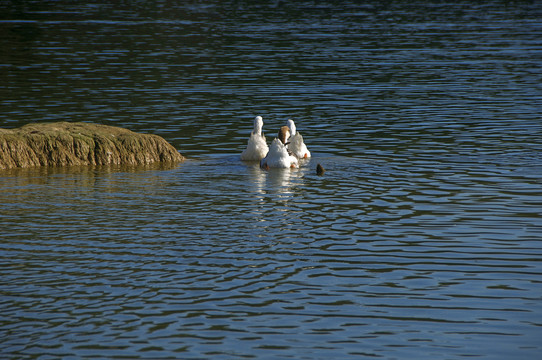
[316,163,325,176]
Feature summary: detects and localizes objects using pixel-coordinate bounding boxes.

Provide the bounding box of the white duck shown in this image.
[241,116,269,161]
[260,126,298,169]
[286,119,311,159]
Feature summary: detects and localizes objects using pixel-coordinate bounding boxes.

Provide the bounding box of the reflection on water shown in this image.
[1,1,542,359]
[2,151,541,359]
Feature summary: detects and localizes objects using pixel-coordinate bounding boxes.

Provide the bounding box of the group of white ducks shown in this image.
[241,116,311,169]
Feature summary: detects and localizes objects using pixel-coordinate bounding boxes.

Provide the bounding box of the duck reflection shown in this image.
[246,163,307,198]
[245,163,309,236]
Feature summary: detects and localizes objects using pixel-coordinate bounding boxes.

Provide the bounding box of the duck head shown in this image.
[286,119,296,135]
[278,125,291,145]
[253,116,264,135]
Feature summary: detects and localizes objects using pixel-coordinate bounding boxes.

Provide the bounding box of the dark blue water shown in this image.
[1,1,542,359]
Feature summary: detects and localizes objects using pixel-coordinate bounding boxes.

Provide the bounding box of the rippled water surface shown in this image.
[1,1,542,359]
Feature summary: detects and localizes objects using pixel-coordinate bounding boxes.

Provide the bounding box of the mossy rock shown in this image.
[0,122,184,169]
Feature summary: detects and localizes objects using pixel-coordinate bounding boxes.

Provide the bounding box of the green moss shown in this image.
[0,122,184,170]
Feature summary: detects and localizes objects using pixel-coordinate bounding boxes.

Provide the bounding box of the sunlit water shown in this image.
[1,1,542,359]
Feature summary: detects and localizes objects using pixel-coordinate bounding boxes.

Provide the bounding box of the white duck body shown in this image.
[287,119,311,159]
[241,116,269,161]
[260,138,298,169]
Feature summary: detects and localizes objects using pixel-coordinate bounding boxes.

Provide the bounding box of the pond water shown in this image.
[1,1,542,359]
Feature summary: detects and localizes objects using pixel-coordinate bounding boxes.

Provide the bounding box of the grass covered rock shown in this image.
[0,122,184,169]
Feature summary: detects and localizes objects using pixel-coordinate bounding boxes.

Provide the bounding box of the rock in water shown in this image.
[0,122,184,169]
[316,163,325,176]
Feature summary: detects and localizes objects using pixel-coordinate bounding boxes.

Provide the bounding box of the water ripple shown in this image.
[2,1,542,359]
